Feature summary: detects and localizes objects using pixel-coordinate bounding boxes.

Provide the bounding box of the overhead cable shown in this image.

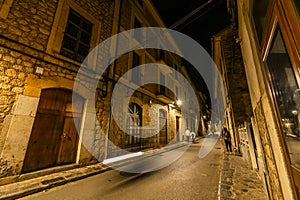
[169,0,213,29]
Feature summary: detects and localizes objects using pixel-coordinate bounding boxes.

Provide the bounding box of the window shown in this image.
[160,72,165,94]
[266,26,300,170]
[134,17,142,41]
[174,65,179,80]
[260,1,300,195]
[159,49,165,60]
[46,0,101,67]
[175,86,179,98]
[134,17,142,29]
[126,103,142,147]
[131,52,141,85]
[60,9,93,62]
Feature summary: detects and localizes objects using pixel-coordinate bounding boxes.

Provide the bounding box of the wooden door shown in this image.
[57,100,83,164]
[22,89,84,173]
[176,116,180,142]
[22,112,62,172]
[57,117,79,164]
[159,109,167,145]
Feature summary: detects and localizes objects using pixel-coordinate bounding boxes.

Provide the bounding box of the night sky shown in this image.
[152,0,231,54]
[152,0,231,109]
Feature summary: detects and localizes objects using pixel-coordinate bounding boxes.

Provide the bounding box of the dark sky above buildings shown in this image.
[152,0,231,54]
[151,0,231,109]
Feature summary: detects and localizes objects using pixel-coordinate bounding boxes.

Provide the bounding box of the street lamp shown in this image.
[176,100,182,106]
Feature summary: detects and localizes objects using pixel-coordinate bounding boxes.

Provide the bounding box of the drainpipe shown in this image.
[105,0,122,159]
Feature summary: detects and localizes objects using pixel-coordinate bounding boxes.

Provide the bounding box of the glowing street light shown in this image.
[176,100,182,106]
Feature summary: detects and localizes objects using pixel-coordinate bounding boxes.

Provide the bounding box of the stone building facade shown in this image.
[212,26,253,150]
[223,0,300,199]
[79,0,201,159]
[0,0,203,184]
[0,0,115,180]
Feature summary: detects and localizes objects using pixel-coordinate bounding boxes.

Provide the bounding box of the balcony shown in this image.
[156,87,175,104]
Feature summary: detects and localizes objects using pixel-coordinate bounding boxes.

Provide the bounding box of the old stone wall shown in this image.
[0,0,4,9]
[0,0,114,126]
[0,0,57,128]
[0,0,58,51]
[254,101,283,199]
[0,0,115,177]
[0,49,29,123]
[217,27,252,126]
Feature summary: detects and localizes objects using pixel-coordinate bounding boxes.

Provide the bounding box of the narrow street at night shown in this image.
[1,0,300,199]
[20,138,222,200]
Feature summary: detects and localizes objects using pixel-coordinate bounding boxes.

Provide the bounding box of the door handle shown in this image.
[62,133,72,140]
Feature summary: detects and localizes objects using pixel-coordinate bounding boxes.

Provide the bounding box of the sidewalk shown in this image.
[218,152,268,200]
[0,163,109,200]
[0,142,188,200]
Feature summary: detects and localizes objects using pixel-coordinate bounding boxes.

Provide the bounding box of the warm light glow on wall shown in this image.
[177,100,182,106]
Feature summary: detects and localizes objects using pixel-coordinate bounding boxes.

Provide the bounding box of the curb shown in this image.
[217,152,225,200]
[0,164,109,200]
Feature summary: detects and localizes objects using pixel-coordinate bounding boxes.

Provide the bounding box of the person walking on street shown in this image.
[191,132,195,143]
[222,127,232,153]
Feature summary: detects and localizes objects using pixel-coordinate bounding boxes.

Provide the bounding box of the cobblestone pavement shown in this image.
[219,153,268,200]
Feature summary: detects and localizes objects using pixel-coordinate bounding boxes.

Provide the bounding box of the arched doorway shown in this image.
[126,103,142,149]
[22,88,84,173]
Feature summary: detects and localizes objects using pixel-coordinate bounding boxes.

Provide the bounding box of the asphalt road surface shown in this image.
[20,138,223,200]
